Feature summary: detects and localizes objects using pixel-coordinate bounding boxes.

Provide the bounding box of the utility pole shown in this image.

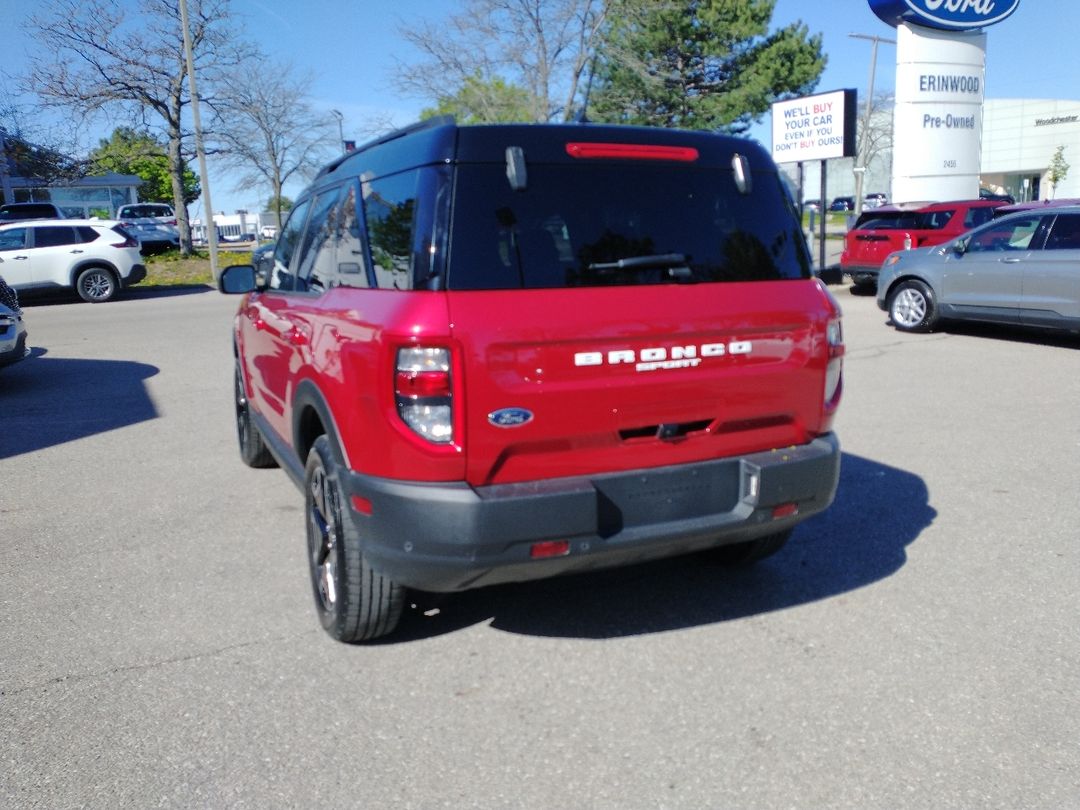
[330,109,345,154]
[179,0,219,276]
[849,33,896,218]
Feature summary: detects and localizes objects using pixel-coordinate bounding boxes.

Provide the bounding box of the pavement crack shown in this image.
[1,632,310,697]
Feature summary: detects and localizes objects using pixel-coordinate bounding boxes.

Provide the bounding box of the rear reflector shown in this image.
[530,540,571,559]
[565,143,699,162]
[395,370,451,398]
[351,495,373,516]
[772,502,799,520]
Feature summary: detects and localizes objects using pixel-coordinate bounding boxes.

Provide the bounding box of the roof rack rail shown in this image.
[316,115,457,179]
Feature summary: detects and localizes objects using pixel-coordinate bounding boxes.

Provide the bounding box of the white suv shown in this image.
[0,219,146,303]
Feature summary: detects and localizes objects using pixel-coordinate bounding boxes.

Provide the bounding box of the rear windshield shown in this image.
[120,205,173,218]
[853,208,968,231]
[446,162,810,289]
[0,204,61,220]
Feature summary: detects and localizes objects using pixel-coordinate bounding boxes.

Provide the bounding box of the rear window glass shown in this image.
[120,205,173,218]
[446,163,810,290]
[853,213,917,231]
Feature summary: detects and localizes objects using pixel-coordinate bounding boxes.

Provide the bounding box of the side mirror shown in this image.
[953,237,968,256]
[219,263,257,294]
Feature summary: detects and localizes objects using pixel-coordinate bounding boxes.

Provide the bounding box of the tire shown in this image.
[850,279,877,295]
[887,279,938,332]
[305,435,404,642]
[234,364,277,468]
[75,266,118,303]
[704,528,793,566]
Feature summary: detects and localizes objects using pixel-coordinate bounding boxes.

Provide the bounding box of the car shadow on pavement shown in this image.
[16,284,213,307]
[388,452,934,642]
[0,349,159,458]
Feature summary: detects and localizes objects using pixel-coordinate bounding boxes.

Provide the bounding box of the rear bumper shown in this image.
[125,264,147,286]
[345,433,841,592]
[841,263,881,284]
[0,323,28,367]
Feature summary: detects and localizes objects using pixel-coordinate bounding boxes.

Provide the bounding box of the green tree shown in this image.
[420,74,535,124]
[1048,145,1069,199]
[89,128,199,205]
[590,0,825,134]
[265,195,293,214]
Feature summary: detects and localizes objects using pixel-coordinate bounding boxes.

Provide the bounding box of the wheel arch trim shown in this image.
[293,379,350,470]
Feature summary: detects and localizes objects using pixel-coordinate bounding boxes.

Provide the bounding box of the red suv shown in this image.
[220,120,844,642]
[841,199,1008,288]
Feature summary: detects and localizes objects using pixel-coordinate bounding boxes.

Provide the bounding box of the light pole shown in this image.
[330,109,345,154]
[848,33,896,217]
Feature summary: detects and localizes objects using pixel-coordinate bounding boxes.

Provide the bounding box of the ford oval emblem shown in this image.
[868,0,1020,31]
[488,407,534,428]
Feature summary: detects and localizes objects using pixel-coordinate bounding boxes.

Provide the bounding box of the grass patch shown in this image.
[143,249,254,288]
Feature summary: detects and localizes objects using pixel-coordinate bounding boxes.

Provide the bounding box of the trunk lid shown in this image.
[448,281,834,486]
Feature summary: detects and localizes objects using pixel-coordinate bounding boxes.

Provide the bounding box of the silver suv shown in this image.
[0,274,28,368]
[116,203,180,254]
[878,205,1080,334]
[0,219,146,302]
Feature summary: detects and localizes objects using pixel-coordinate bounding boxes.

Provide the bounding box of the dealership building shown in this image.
[798,97,1080,205]
[981,98,1080,201]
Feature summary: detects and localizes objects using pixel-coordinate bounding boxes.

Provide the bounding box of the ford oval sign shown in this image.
[488,408,534,428]
[868,0,1020,30]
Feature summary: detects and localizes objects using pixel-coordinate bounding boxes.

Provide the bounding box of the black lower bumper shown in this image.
[345,434,841,592]
[843,265,880,286]
[126,264,147,286]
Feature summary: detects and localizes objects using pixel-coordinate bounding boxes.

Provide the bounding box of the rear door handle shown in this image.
[1000,257,1021,263]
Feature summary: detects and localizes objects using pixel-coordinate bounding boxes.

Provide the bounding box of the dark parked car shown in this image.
[0,274,29,368]
[979,188,1015,204]
[0,202,67,221]
[829,197,855,212]
[993,197,1080,217]
[877,205,1080,334]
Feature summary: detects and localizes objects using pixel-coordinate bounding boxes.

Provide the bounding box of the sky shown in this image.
[0,0,1076,217]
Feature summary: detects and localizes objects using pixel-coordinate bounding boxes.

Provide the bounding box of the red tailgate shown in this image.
[448,281,836,486]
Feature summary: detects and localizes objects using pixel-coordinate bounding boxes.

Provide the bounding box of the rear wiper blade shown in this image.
[587,253,687,271]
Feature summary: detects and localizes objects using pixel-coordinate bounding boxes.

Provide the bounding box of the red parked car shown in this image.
[219,120,845,642]
[841,198,1009,288]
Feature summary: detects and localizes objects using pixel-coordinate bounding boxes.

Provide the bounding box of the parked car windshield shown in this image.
[447,163,810,289]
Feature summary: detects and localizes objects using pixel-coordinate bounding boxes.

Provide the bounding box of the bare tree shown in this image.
[395,0,608,123]
[859,92,894,197]
[21,0,253,254]
[213,62,334,233]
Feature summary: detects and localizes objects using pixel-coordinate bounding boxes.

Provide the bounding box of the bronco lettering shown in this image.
[574,341,752,370]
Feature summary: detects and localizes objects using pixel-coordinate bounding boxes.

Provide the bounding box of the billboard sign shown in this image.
[770,89,857,164]
[868,0,1020,31]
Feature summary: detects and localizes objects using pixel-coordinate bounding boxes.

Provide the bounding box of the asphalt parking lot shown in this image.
[1,282,1077,809]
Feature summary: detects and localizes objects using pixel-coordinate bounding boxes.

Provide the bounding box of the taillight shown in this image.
[395,347,453,444]
[824,318,844,409]
[110,226,139,249]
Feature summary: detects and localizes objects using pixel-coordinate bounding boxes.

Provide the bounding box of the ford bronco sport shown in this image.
[220,120,844,642]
